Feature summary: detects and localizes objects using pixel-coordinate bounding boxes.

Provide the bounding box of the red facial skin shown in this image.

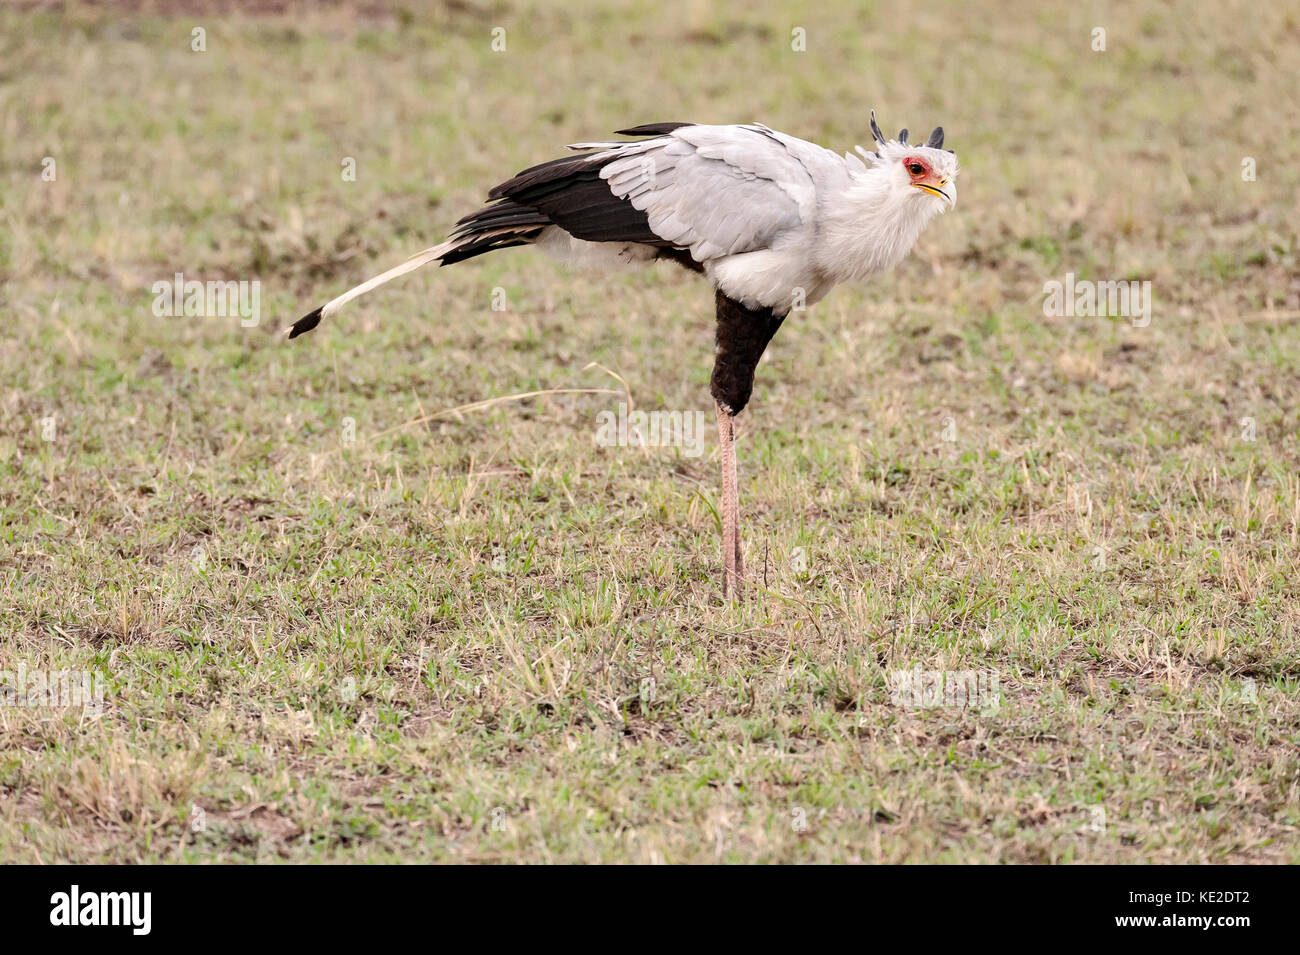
[901,155,950,203]
[902,155,941,185]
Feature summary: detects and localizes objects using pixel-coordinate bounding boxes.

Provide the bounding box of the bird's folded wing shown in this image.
[597,125,814,262]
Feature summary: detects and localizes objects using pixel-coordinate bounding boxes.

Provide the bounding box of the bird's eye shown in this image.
[907,163,925,176]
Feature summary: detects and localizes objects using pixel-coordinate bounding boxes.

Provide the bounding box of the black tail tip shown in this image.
[286,306,323,339]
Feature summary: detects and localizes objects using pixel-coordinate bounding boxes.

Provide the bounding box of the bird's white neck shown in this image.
[815,171,945,284]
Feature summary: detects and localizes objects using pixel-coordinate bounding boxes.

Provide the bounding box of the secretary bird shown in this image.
[288,113,959,597]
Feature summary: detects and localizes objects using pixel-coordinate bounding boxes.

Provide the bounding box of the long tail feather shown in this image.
[285,240,453,338]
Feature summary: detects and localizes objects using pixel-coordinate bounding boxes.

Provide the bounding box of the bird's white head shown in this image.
[816,110,960,283]
[855,110,959,211]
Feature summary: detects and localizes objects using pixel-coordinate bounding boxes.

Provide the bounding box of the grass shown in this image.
[1,0,1298,863]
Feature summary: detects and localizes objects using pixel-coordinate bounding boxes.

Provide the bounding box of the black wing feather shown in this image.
[613,122,696,137]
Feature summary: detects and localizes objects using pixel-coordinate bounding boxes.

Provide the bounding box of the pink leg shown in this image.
[716,401,742,598]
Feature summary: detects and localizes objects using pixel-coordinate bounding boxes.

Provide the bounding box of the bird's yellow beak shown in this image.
[912,178,952,204]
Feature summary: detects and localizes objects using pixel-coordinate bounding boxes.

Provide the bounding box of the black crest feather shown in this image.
[869,110,886,145]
